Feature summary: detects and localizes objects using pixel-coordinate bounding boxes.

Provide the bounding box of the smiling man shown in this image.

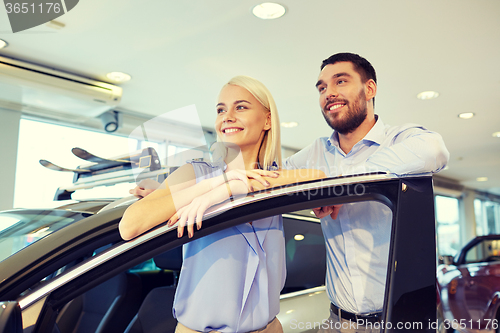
[284,53,450,333]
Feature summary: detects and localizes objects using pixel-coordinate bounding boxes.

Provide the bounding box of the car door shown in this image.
[1,175,437,333]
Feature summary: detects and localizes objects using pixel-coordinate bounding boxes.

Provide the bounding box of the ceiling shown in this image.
[0,0,499,194]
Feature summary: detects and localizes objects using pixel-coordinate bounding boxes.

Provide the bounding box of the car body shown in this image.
[0,174,437,332]
[438,235,500,332]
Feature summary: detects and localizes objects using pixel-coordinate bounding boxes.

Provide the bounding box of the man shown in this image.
[284,53,449,333]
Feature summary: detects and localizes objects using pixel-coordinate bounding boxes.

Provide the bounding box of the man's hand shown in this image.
[313,205,343,220]
[129,179,161,198]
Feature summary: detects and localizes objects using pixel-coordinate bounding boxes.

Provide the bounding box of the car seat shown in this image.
[123,246,182,333]
[56,271,142,333]
[55,244,143,333]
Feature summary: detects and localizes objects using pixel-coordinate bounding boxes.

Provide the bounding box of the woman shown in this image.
[119,76,323,332]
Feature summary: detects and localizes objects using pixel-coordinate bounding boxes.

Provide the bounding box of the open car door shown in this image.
[0,301,22,333]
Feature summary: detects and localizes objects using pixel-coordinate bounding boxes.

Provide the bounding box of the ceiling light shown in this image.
[281,121,298,128]
[294,234,305,241]
[310,210,315,215]
[492,132,500,138]
[476,177,488,182]
[0,39,8,49]
[417,91,439,100]
[106,72,131,83]
[252,2,286,19]
[458,112,475,119]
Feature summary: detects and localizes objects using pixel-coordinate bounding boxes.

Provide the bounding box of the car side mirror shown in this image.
[0,301,22,333]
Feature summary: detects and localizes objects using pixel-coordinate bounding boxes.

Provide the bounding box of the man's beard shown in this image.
[322,90,368,135]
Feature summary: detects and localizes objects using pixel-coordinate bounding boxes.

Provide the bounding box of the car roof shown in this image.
[54,199,117,214]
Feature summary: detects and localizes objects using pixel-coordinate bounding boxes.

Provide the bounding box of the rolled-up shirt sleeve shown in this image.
[344,128,450,176]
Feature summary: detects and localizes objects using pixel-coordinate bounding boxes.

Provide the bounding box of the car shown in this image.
[0,173,437,333]
[438,235,500,333]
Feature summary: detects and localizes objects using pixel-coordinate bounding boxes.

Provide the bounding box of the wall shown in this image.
[0,108,21,210]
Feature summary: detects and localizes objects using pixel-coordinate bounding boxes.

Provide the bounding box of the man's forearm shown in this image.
[345,132,449,176]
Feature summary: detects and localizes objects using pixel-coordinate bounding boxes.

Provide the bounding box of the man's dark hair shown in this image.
[321,52,377,106]
[321,53,377,84]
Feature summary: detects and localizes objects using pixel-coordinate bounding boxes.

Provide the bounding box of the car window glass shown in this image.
[0,210,88,262]
[20,244,109,296]
[129,258,162,273]
[18,197,397,333]
[465,239,500,263]
[282,211,325,293]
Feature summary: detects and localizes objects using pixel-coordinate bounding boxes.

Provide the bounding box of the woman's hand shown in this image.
[168,179,249,238]
[129,179,161,199]
[169,193,215,238]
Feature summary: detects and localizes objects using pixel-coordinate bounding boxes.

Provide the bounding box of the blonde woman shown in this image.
[119,76,324,332]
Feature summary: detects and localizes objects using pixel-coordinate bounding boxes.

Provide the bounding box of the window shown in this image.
[14,119,140,208]
[0,209,87,262]
[475,199,500,236]
[435,195,461,256]
[465,239,500,264]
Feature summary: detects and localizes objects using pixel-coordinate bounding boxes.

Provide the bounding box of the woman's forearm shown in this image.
[119,176,219,240]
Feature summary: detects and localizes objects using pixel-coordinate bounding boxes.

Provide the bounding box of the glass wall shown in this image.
[435,195,461,256]
[14,119,217,208]
[475,199,500,236]
[14,119,140,208]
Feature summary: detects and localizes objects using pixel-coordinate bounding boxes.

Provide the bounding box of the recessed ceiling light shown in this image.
[0,39,8,49]
[106,72,131,83]
[294,234,305,241]
[417,91,439,100]
[252,2,286,19]
[493,132,500,138]
[458,112,475,119]
[281,121,298,128]
[476,177,488,182]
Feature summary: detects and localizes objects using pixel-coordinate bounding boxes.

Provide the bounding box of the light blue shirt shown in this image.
[283,116,449,314]
[173,161,286,332]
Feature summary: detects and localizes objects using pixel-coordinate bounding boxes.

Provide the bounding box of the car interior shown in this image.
[39,214,326,333]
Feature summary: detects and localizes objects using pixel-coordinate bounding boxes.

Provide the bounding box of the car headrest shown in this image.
[153,246,183,271]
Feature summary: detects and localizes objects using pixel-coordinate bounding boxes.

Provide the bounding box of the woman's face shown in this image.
[215,84,271,149]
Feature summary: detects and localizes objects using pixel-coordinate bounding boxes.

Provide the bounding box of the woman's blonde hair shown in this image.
[224,75,282,170]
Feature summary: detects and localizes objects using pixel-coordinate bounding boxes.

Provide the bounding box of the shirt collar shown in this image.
[327,114,385,148]
[362,115,385,145]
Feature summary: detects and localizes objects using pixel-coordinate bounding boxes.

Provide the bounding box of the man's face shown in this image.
[316,62,369,134]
